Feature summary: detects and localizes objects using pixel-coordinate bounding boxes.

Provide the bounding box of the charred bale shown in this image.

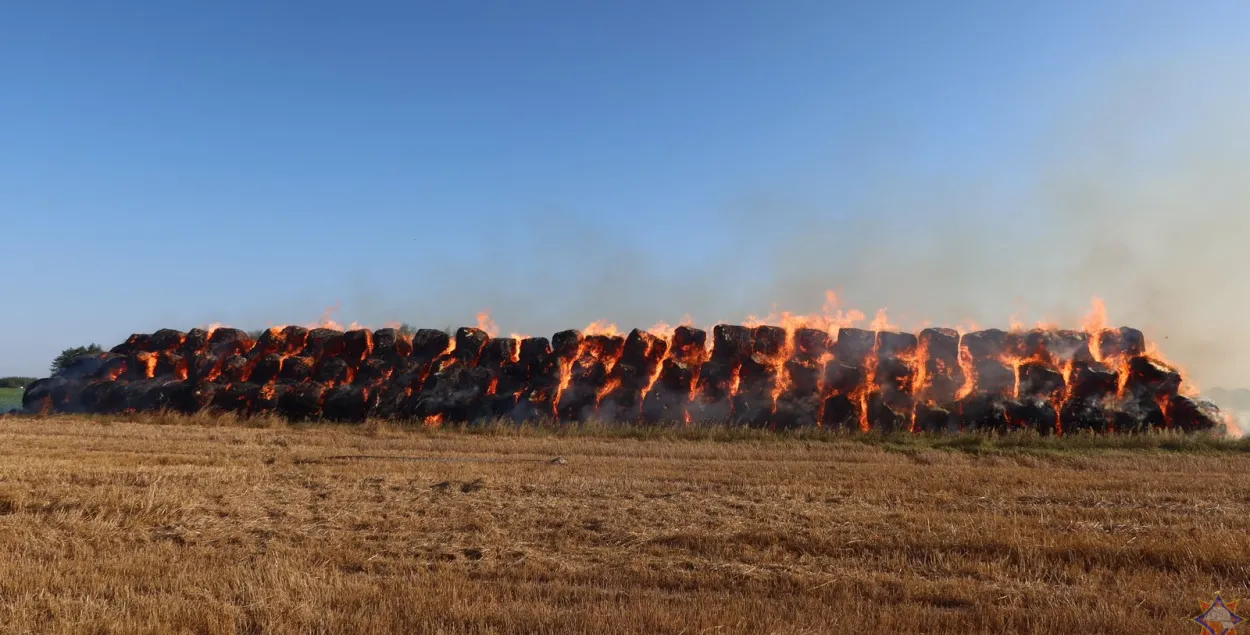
[79,380,127,414]
[730,386,774,428]
[354,357,395,386]
[822,362,866,396]
[551,330,583,360]
[23,377,75,412]
[149,329,187,352]
[914,402,955,434]
[215,382,261,414]
[248,354,283,385]
[278,356,315,382]
[314,357,351,385]
[867,392,909,433]
[961,329,1008,363]
[752,326,787,359]
[876,331,918,360]
[418,366,493,422]
[1125,356,1181,400]
[341,329,374,366]
[478,338,520,368]
[1060,398,1113,434]
[641,360,697,423]
[711,325,753,363]
[278,326,309,355]
[1169,396,1223,433]
[1112,396,1166,434]
[821,394,861,431]
[322,385,373,422]
[1050,329,1093,363]
[1018,361,1065,401]
[1068,361,1119,403]
[219,355,249,384]
[55,353,109,381]
[917,328,963,403]
[110,333,152,356]
[783,360,821,397]
[1008,398,1058,435]
[208,328,253,358]
[670,326,708,362]
[958,395,1011,433]
[191,381,223,412]
[180,328,210,357]
[621,329,666,369]
[972,359,1015,397]
[303,328,345,359]
[411,329,451,362]
[1097,327,1146,360]
[919,328,960,364]
[278,382,325,421]
[370,328,401,360]
[154,351,187,380]
[874,357,914,394]
[454,327,490,364]
[792,328,831,363]
[834,328,875,366]
[518,337,552,370]
[773,394,821,430]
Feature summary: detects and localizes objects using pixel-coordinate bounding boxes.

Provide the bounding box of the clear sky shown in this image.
[3,1,1249,385]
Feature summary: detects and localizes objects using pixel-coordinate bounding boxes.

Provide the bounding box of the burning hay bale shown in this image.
[20,320,1224,436]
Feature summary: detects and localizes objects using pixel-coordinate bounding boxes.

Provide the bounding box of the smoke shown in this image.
[251,49,1249,393]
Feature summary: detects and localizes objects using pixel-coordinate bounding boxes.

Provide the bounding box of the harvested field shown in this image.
[0,415,1248,634]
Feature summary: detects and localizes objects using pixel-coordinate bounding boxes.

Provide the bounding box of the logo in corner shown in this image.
[1195,594,1243,635]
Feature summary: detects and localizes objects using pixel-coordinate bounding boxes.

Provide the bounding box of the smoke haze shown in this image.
[314,51,1246,391]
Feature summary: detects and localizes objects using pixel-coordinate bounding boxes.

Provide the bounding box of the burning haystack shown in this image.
[20,321,1226,434]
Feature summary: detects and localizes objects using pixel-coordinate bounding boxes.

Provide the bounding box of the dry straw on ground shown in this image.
[0,414,1247,634]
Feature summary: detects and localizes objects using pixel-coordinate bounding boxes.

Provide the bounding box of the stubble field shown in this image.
[0,415,1247,634]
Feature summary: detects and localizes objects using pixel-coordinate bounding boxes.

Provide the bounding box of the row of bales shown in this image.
[21,323,1225,433]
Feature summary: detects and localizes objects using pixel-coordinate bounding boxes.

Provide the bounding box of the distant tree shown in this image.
[50,344,104,375]
[0,377,36,389]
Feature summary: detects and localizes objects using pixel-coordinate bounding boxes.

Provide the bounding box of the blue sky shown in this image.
[3,1,1249,383]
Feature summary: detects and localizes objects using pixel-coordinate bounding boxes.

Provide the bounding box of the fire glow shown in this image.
[20,296,1231,435]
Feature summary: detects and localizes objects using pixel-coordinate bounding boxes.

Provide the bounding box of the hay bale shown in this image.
[1018,361,1065,400]
[248,354,284,385]
[1097,327,1146,360]
[958,395,1011,433]
[551,330,583,359]
[1008,398,1058,435]
[834,328,875,366]
[478,337,520,368]
[914,402,955,434]
[711,325,753,363]
[1169,396,1223,433]
[411,329,451,362]
[278,356,315,382]
[752,326,787,358]
[278,382,325,421]
[961,329,1008,363]
[876,331,918,360]
[341,329,374,365]
[671,326,708,362]
[793,328,831,362]
[322,385,373,422]
[303,328,345,359]
[821,394,861,431]
[822,362,866,396]
[1125,356,1181,400]
[1060,398,1113,434]
[209,328,253,358]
